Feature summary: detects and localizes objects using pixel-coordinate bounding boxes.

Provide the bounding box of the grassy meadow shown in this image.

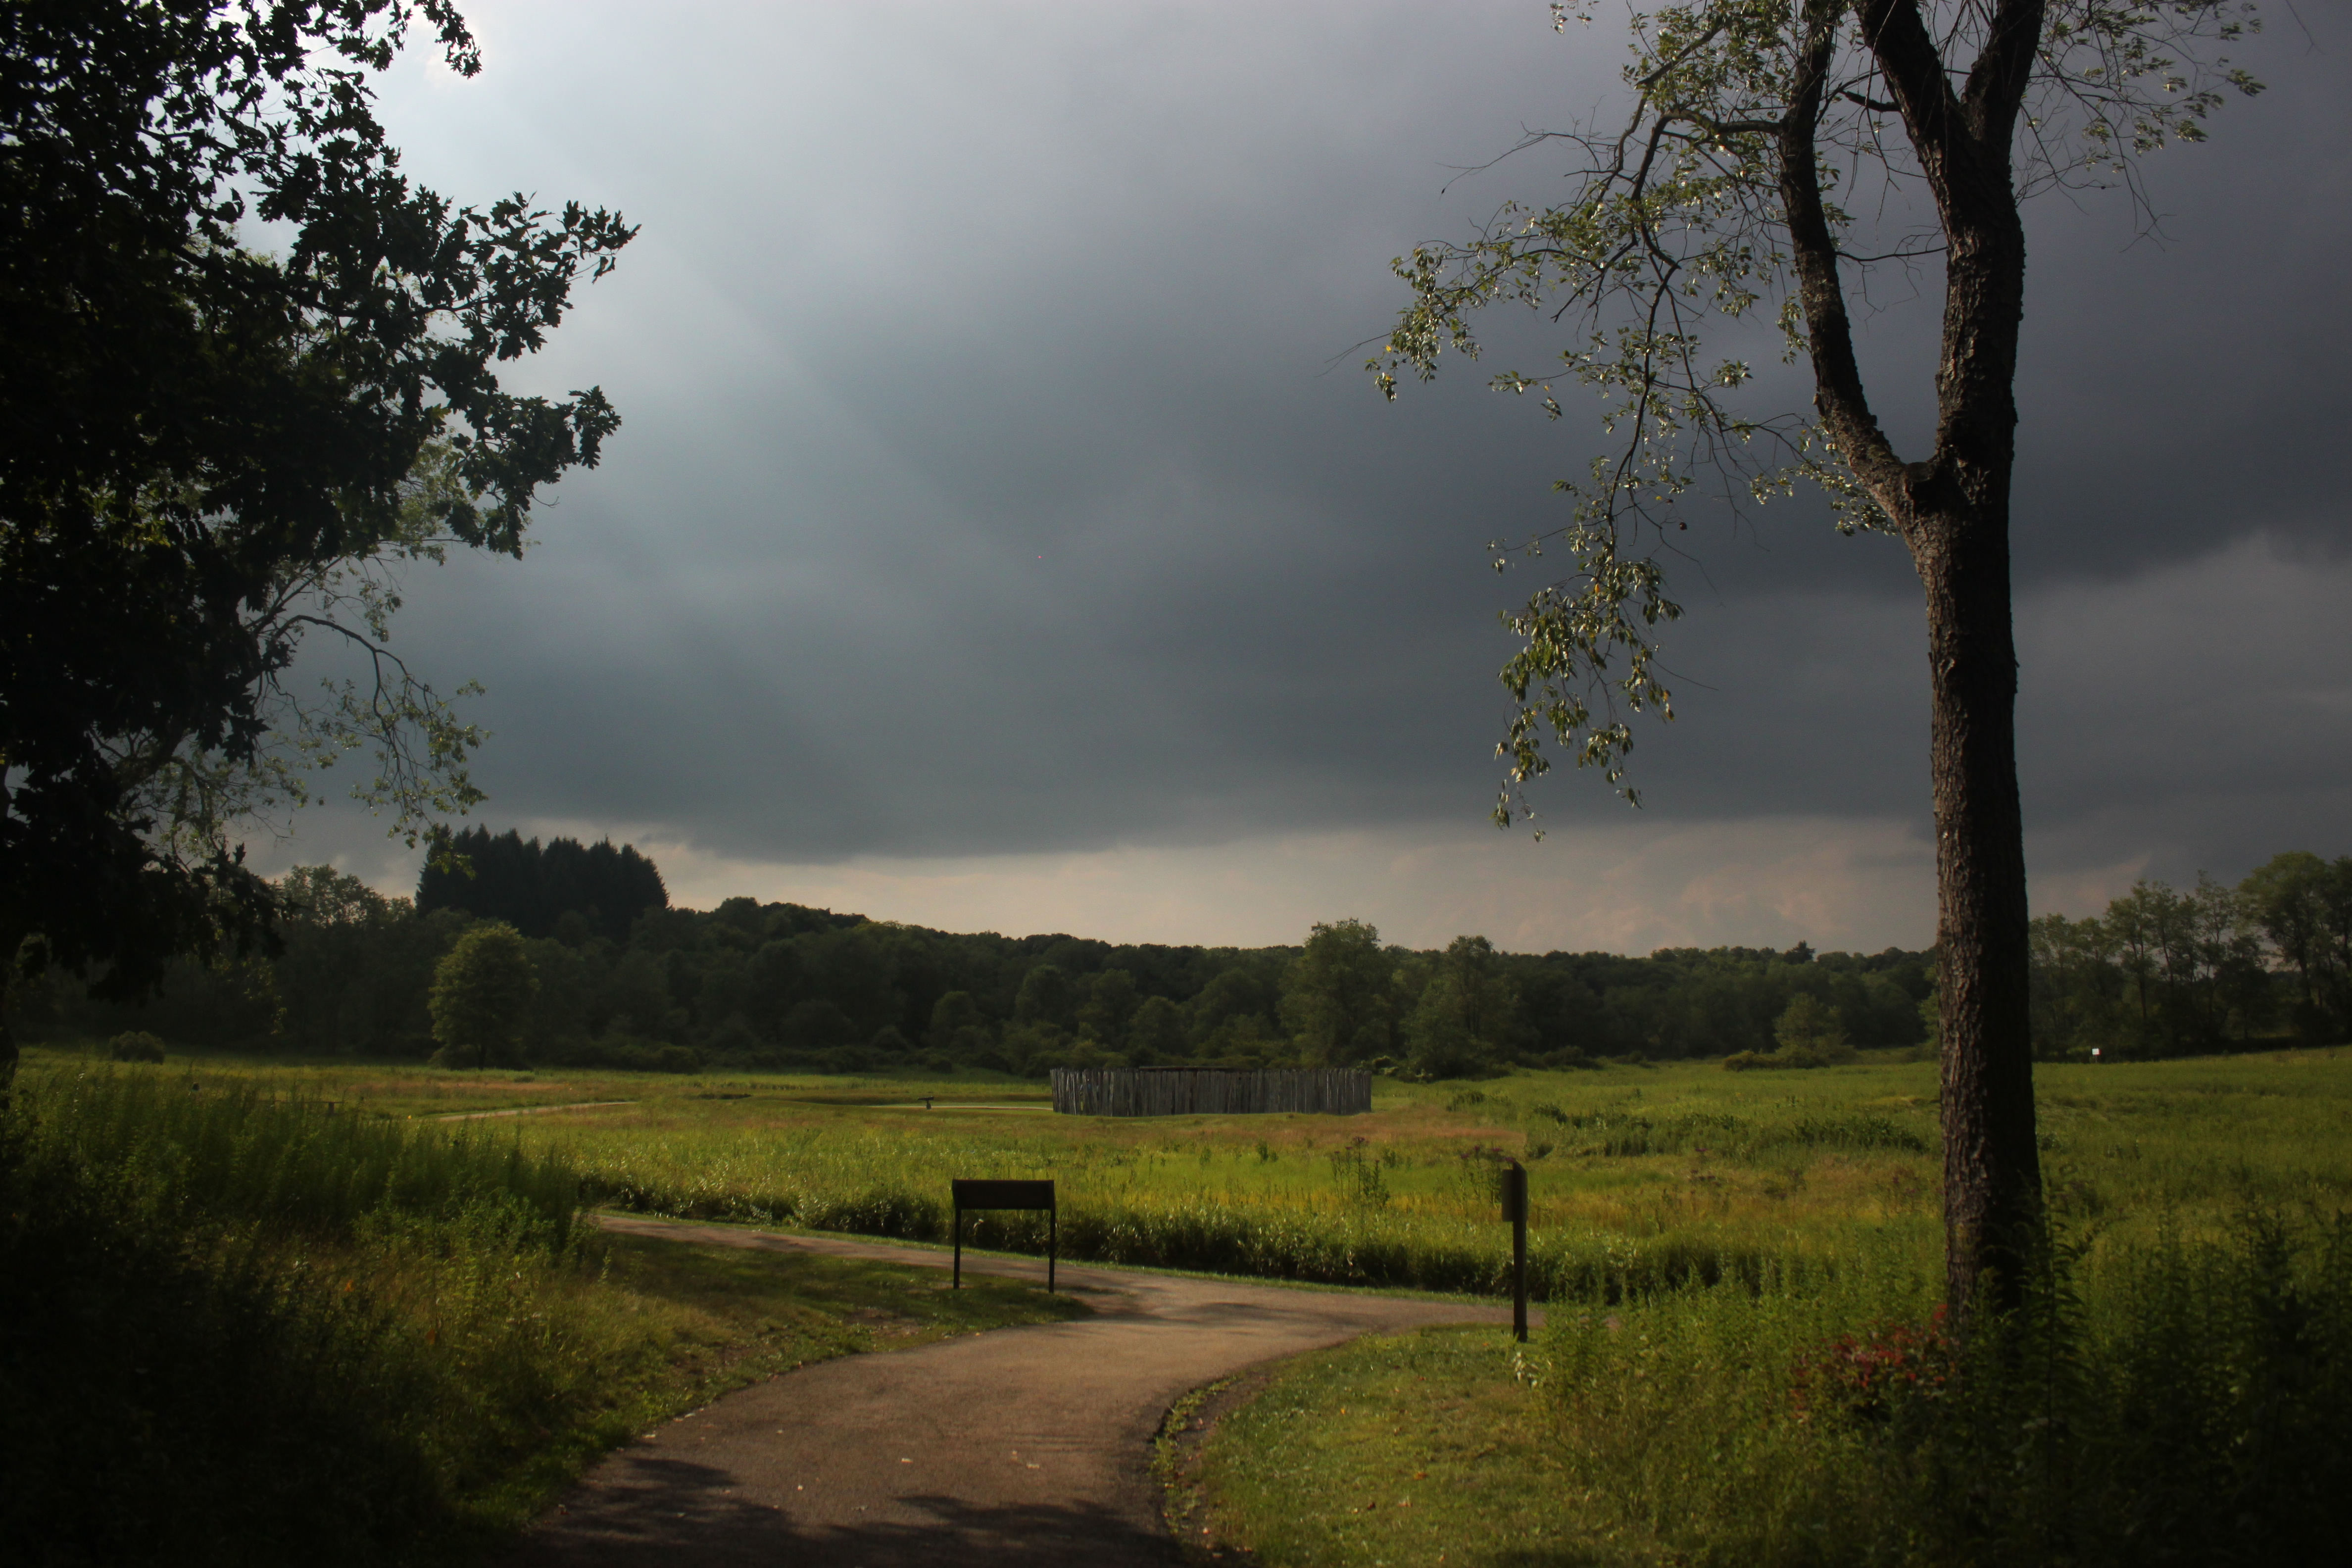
[16,1041,2352,1565]
[1178,1200,2352,1567]
[34,1040,2349,1299]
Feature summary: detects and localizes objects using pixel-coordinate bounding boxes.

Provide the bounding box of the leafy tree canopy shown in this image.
[427,920,537,1070]
[1282,918,1397,1065]
[0,1,635,1063]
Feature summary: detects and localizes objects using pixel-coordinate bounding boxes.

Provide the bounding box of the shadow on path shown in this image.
[514,1215,1529,1566]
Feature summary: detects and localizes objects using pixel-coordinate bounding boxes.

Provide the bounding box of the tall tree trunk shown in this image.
[1778,15,2041,1325]
[1781,3,2050,1328]
[1916,179,2045,1329]
[1913,496,2041,1323]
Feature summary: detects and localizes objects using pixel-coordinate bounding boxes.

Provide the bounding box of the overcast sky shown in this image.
[252,0,2352,954]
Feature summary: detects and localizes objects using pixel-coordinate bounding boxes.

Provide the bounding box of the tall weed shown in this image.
[0,1067,608,1566]
[1523,1215,2352,1565]
[17,1066,577,1244]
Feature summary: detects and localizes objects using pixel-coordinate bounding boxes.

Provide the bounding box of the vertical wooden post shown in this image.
[1502,1160,1528,1343]
[953,1200,963,1289]
[1048,1199,1057,1294]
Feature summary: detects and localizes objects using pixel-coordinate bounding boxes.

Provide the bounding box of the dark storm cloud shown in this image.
[319,0,2349,901]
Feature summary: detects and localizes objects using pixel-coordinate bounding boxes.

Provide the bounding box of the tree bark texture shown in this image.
[1915,494,2042,1322]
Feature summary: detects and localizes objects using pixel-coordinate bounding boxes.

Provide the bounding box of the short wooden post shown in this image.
[1501,1160,1528,1343]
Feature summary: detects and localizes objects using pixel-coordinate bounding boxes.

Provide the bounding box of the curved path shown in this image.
[512,1215,1530,1567]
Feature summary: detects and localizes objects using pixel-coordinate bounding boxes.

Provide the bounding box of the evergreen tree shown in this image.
[416,827,666,940]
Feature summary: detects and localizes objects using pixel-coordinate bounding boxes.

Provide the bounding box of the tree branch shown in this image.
[1779,12,1909,501]
[1964,0,2052,137]
[1854,0,1971,185]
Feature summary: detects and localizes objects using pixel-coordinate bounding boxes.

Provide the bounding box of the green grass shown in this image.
[0,1062,1079,1567]
[32,1044,2352,1305]
[1180,1215,2352,1566]
[1164,1328,1566,1566]
[19,1045,2352,1563]
[19,1063,582,1240]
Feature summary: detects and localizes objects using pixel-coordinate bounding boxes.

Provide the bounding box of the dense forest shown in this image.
[18,833,2347,1076]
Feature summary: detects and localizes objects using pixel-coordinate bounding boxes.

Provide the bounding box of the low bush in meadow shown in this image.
[106,1029,166,1063]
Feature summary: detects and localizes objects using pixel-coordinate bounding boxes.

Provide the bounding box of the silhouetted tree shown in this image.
[0,1,632,1086]
[2240,852,2352,1040]
[416,827,666,941]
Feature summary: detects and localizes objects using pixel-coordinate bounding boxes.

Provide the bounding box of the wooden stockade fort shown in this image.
[1049,1067,1372,1118]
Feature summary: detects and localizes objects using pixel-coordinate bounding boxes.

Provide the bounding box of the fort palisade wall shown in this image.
[1050,1068,1372,1117]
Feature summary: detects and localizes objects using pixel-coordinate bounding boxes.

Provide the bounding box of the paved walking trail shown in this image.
[512,1215,1531,1567]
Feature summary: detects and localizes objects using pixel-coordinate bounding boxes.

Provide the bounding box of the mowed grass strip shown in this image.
[1166,1327,1568,1568]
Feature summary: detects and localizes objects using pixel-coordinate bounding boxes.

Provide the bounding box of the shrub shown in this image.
[107,1030,166,1063]
[1787,1305,1953,1424]
[1723,1043,1858,1071]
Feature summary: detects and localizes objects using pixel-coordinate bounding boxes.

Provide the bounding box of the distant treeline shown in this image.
[2030,851,2352,1057]
[19,834,2345,1075]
